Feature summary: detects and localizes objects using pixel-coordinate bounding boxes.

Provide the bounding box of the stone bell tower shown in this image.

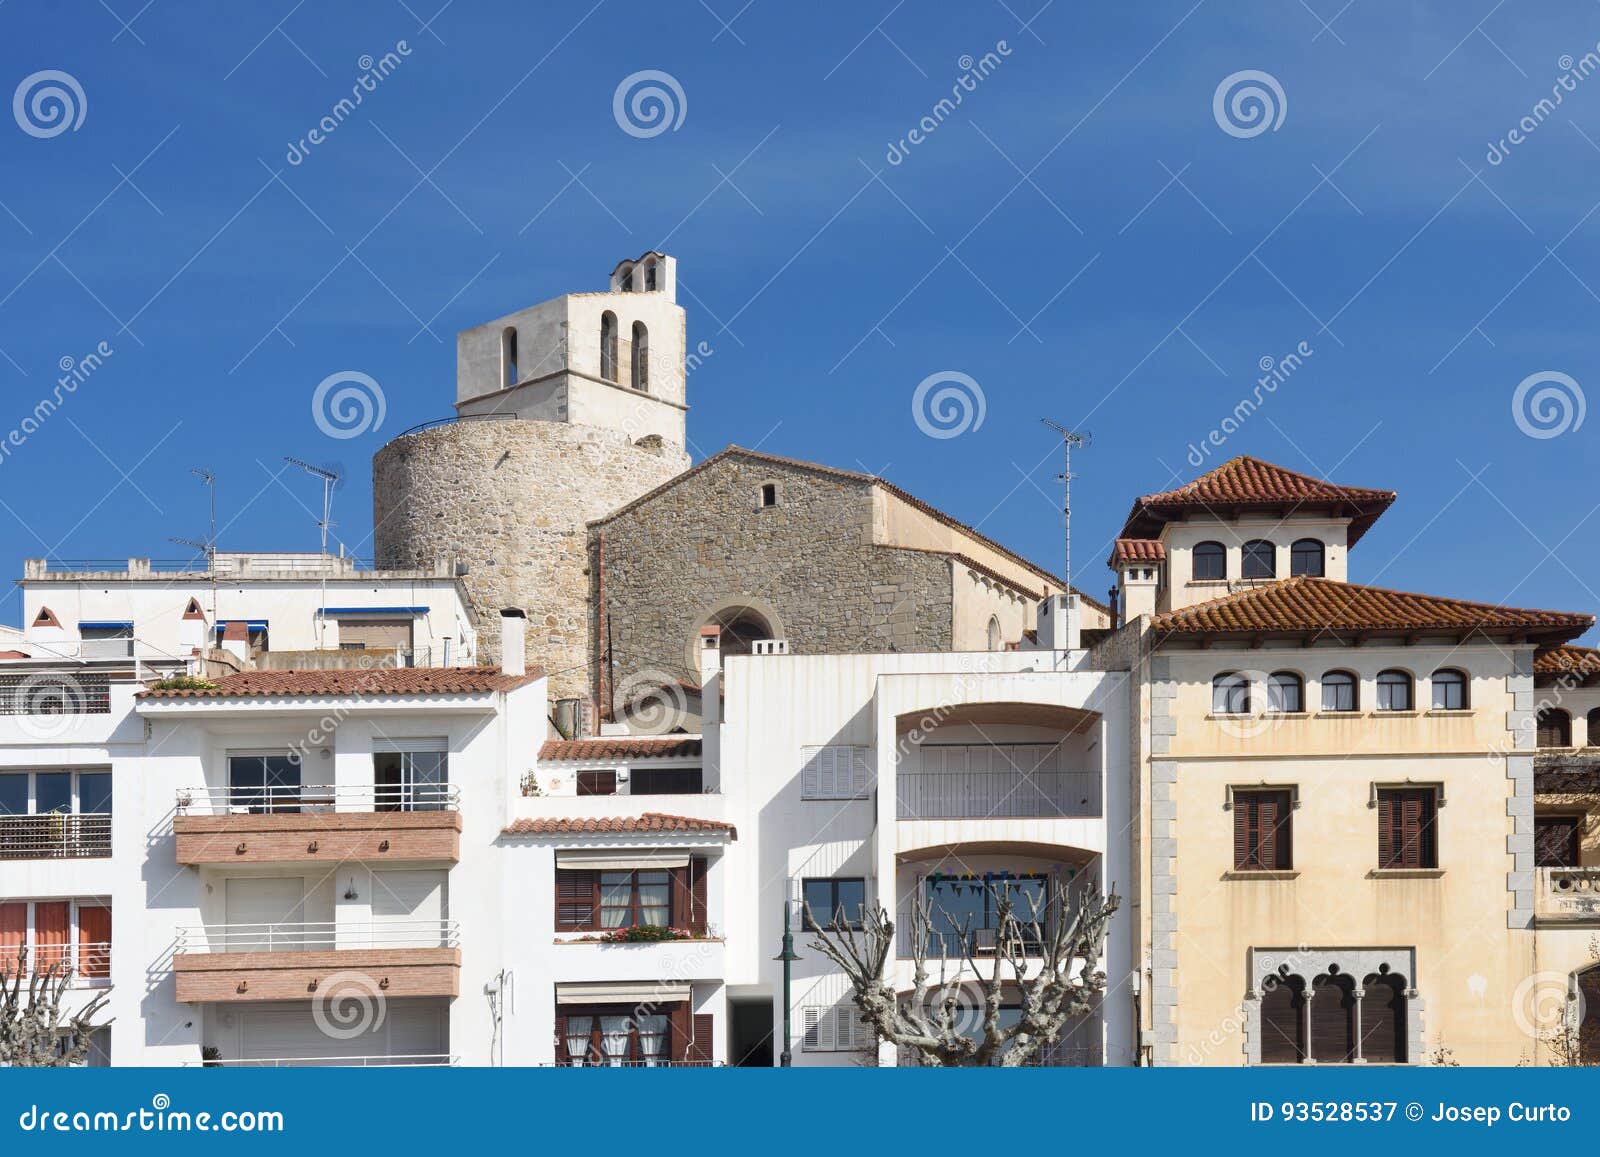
[373,252,692,701]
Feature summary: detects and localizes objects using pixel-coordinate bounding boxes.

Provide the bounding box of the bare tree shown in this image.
[805,873,1119,1066]
[0,946,113,1067]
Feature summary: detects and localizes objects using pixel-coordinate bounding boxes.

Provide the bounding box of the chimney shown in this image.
[500,608,527,676]
[698,625,721,728]
[220,621,250,664]
[1118,562,1158,622]
[1035,593,1081,651]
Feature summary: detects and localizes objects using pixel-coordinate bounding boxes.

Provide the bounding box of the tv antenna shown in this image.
[1040,419,1091,597]
[283,457,340,557]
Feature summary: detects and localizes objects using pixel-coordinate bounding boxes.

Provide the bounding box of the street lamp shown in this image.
[773,897,801,1067]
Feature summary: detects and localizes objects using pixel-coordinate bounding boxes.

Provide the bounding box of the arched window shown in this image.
[1290,538,1325,577]
[1309,971,1356,1064]
[1430,669,1467,711]
[986,616,1002,651]
[1213,672,1251,715]
[1359,970,1408,1064]
[1375,669,1412,712]
[600,312,618,382]
[631,321,649,390]
[1320,670,1357,713]
[501,326,518,388]
[1241,539,1276,579]
[644,260,657,291]
[1258,974,1306,1064]
[1192,541,1226,581]
[1267,671,1303,713]
[1538,708,1572,748]
[1589,707,1600,747]
[619,265,634,292]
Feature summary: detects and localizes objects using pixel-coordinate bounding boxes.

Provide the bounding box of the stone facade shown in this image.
[590,455,955,705]
[373,419,688,701]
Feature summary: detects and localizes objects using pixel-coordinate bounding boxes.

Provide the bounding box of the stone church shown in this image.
[374,253,1108,728]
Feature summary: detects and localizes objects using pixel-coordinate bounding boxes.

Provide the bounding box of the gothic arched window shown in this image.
[600,312,618,382]
[631,321,649,391]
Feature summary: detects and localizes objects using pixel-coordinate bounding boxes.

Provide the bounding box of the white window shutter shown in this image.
[852,748,872,798]
[800,749,820,799]
[802,1006,824,1051]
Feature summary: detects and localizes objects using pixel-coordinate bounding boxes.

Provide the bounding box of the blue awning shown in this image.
[78,620,133,630]
[213,620,269,634]
[316,606,428,616]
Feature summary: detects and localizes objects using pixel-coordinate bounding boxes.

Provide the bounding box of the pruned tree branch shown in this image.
[0,945,114,1067]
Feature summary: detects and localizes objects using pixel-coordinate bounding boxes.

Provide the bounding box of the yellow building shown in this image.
[1106,456,1597,1066]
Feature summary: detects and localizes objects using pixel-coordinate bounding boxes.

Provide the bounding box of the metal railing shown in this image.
[175,919,459,954]
[175,784,459,815]
[0,676,112,716]
[1,942,111,983]
[897,769,1101,819]
[893,919,1051,960]
[186,1054,458,1068]
[552,1059,714,1068]
[0,814,111,859]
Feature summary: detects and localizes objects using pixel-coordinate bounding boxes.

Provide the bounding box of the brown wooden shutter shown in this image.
[689,1013,714,1065]
[669,1002,692,1062]
[1258,977,1305,1063]
[556,870,597,931]
[1310,976,1355,1063]
[1377,791,1396,868]
[1359,975,1405,1064]
[553,1014,568,1065]
[1384,788,1438,869]
[691,856,708,935]
[1233,802,1251,870]
[1234,791,1292,871]
[1534,816,1581,867]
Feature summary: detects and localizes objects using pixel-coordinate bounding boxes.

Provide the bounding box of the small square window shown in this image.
[759,483,777,508]
[576,770,617,796]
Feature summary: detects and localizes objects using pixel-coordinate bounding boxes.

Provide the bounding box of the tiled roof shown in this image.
[1151,577,1592,643]
[139,666,543,698]
[589,446,1110,615]
[503,812,736,837]
[1120,456,1396,545]
[539,736,702,762]
[1534,645,1600,677]
[1110,538,1166,564]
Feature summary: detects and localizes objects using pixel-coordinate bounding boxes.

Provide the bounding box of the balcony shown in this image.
[1535,867,1600,925]
[1,943,111,986]
[186,1054,458,1068]
[0,675,111,715]
[0,814,111,860]
[172,786,460,866]
[172,919,460,1003]
[897,767,1101,820]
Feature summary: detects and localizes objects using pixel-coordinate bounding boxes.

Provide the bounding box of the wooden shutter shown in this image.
[77,905,111,979]
[1377,788,1435,869]
[689,1013,714,1064]
[553,1014,568,1065]
[1258,978,1305,1063]
[1234,791,1291,871]
[1359,975,1405,1064]
[690,857,708,935]
[802,1006,824,1050]
[1233,800,1252,870]
[1534,816,1581,868]
[0,903,23,977]
[1378,791,1397,868]
[1309,976,1355,1063]
[555,870,597,930]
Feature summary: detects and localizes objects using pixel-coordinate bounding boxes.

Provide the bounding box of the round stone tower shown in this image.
[373,253,691,702]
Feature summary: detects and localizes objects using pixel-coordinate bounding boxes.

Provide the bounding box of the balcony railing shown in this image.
[0,814,111,859]
[1,942,111,984]
[1535,866,1600,923]
[174,784,459,815]
[0,676,112,716]
[175,919,459,954]
[186,1054,458,1068]
[897,769,1101,819]
[551,1059,714,1068]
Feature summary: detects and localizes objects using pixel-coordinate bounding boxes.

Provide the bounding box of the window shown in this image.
[501,326,518,387]
[986,616,1002,652]
[0,900,109,982]
[644,260,657,291]
[801,878,866,930]
[923,874,1046,957]
[1377,787,1438,869]
[1534,815,1582,868]
[601,870,670,928]
[1309,973,1356,1063]
[600,312,618,382]
[1320,670,1357,712]
[1255,958,1409,1065]
[800,746,872,800]
[629,766,702,795]
[1241,539,1275,579]
[1212,672,1251,715]
[227,754,301,814]
[576,770,617,796]
[1375,669,1412,712]
[0,771,111,859]
[1266,672,1303,714]
[1289,538,1325,577]
[803,1003,868,1052]
[619,266,634,292]
[758,482,777,508]
[1359,971,1407,1064]
[57,1026,111,1067]
[554,860,705,933]
[1258,974,1306,1063]
[556,1006,687,1066]
[1539,708,1573,749]
[1192,541,1226,581]
[631,321,648,390]
[1430,669,1467,711]
[373,749,446,811]
[1233,790,1293,871]
[1589,708,1600,747]
[78,623,133,658]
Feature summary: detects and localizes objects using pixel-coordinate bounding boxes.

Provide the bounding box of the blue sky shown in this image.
[0,1,1597,639]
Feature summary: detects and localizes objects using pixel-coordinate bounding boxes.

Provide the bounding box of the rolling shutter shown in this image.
[1359,975,1406,1064]
[1258,978,1305,1063]
[336,619,412,650]
[1309,976,1355,1063]
[689,1014,714,1064]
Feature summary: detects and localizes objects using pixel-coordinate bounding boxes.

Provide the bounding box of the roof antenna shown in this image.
[283,457,340,557]
[1040,420,1090,597]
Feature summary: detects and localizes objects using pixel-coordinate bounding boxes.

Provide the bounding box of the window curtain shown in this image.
[563,1016,593,1066]
[635,1015,669,1066]
[636,872,670,926]
[77,906,111,979]
[599,1016,631,1065]
[599,874,631,929]
[33,901,70,973]
[0,902,24,977]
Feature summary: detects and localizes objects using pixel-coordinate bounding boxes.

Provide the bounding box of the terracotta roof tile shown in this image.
[539,736,702,762]
[1110,538,1166,564]
[503,812,735,837]
[1120,456,1396,545]
[1534,644,1600,677]
[139,666,543,698]
[1151,577,1592,643]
